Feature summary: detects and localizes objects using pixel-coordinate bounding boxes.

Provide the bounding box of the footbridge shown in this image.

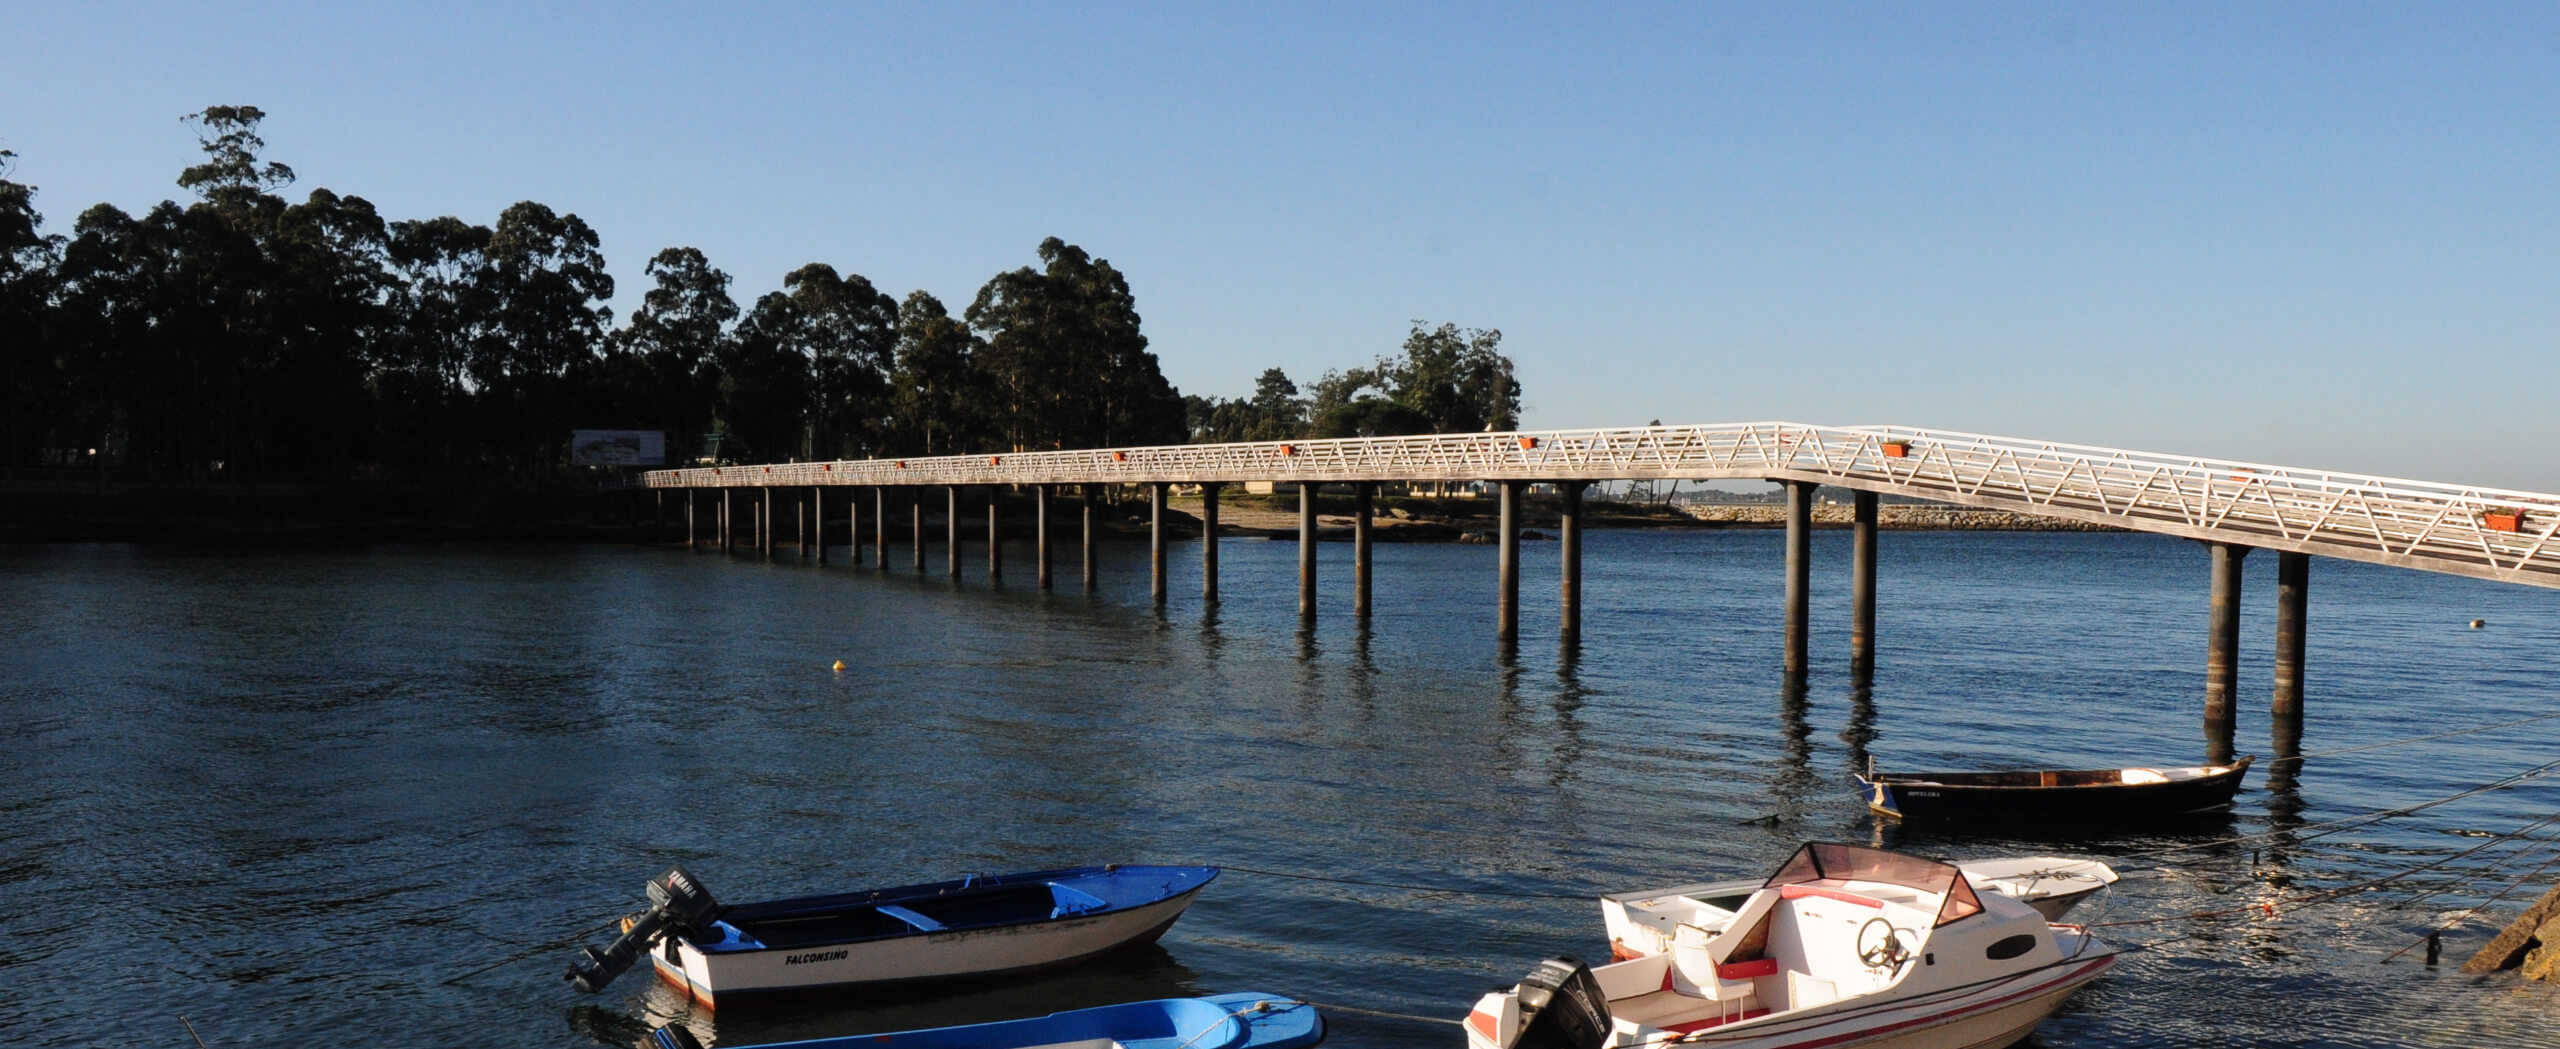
[619,421,2560,746]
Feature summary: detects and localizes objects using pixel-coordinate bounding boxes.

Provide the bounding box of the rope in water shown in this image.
[1295,999,1463,1026]
[2107,754,2560,868]
[2380,840,2560,964]
[2277,709,2560,764]
[1214,863,1591,900]
[2089,808,2560,929]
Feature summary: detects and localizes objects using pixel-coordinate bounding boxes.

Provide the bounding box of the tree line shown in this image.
[0,107,1520,483]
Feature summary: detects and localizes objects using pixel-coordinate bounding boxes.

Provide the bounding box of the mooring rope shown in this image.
[2108,755,2560,868]
[1295,999,1463,1026]
[1213,863,1592,900]
[2277,709,2560,764]
[2091,808,2560,929]
[2380,839,2560,964]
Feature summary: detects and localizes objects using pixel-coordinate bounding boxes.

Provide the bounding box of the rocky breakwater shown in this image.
[1676,504,2126,531]
[2464,883,2560,981]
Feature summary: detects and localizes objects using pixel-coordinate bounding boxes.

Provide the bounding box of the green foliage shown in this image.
[967,237,1185,451]
[6,109,1536,486]
[1196,320,1523,442]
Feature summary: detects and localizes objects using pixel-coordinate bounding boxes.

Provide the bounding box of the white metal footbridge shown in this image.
[629,421,2560,589]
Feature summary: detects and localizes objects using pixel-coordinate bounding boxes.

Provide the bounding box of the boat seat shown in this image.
[875,904,946,932]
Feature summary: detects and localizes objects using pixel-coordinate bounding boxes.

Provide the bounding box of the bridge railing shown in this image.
[625,421,2560,586]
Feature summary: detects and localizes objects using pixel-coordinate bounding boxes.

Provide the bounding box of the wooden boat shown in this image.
[645,992,1324,1049]
[568,865,1217,1008]
[1601,856,2116,959]
[1466,843,2116,1049]
[1858,757,2254,823]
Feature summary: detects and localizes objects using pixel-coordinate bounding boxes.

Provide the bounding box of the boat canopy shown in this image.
[1760,842,1984,927]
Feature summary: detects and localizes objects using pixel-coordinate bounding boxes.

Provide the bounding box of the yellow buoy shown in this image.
[832,659,846,672]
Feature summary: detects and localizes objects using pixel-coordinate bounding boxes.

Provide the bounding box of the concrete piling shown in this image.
[1036,484,1054,589]
[2274,551,2309,718]
[1783,480,1813,676]
[1852,490,1878,679]
[987,488,1002,580]
[1498,481,1523,642]
[1299,483,1318,621]
[1560,481,1587,642]
[1150,482,1167,605]
[1082,486,1098,591]
[1200,482,1222,603]
[946,486,961,578]
[1354,483,1374,619]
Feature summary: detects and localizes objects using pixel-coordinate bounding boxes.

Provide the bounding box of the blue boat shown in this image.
[569,865,1219,1007]
[646,993,1324,1049]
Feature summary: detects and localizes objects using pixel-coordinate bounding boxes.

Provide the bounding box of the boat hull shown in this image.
[1862,759,2252,824]
[652,888,1203,1007]
[1600,954,2112,1049]
[656,991,1324,1049]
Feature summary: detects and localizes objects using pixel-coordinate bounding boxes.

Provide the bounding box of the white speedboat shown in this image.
[1467,843,2115,1049]
[1602,856,2116,959]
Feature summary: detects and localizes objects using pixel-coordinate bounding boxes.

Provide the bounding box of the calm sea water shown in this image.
[5,528,2558,1048]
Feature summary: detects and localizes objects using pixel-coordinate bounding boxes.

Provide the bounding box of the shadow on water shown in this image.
[1841,681,1880,779]
[642,946,1203,1048]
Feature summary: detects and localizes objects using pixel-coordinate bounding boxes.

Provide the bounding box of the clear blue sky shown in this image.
[6,3,2556,486]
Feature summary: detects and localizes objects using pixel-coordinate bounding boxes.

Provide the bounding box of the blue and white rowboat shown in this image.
[573,865,1218,1008]
[646,993,1324,1049]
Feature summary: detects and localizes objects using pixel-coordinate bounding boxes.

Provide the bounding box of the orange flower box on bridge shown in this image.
[2483,511,2525,533]
[1881,441,1911,458]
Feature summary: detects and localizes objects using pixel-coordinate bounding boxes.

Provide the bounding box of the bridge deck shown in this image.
[627,422,2560,589]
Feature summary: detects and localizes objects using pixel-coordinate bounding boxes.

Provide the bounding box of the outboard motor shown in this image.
[1512,956,1611,1049]
[566,867,721,993]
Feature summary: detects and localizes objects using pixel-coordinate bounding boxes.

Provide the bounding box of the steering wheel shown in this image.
[1855,917,1910,970]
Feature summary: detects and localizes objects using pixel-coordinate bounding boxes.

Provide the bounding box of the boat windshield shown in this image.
[1761,842,1984,926]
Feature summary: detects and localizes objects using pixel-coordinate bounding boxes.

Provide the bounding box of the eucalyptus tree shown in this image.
[887,291,986,456]
[0,148,63,467]
[607,246,737,464]
[479,201,613,476]
[967,237,1183,451]
[746,263,898,460]
[384,216,495,470]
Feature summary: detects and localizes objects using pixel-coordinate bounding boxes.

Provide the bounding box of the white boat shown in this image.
[1601,856,2116,959]
[568,865,1217,1008]
[1467,843,2116,1049]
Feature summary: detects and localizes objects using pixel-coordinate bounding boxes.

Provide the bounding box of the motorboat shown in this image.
[644,992,1323,1049]
[1466,843,2115,1049]
[1602,856,2116,958]
[1859,757,2253,823]
[568,864,1216,1008]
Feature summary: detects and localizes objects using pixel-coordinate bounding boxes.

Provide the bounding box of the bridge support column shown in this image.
[1783,480,1814,676]
[685,490,696,547]
[911,489,925,571]
[761,487,775,559]
[1851,490,1879,680]
[1299,483,1318,621]
[847,486,861,565]
[797,490,809,559]
[987,488,1003,580]
[1498,481,1524,642]
[873,487,887,568]
[1150,483,1168,605]
[2274,551,2309,720]
[946,486,962,578]
[654,491,664,534]
[1036,484,1054,589]
[1354,483,1374,619]
[1200,483,1222,603]
[813,487,826,564]
[719,490,731,552]
[1561,481,1588,644]
[1082,485,1099,591]
[2205,541,2250,760]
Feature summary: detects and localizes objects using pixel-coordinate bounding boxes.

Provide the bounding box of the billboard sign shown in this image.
[570,430,666,466]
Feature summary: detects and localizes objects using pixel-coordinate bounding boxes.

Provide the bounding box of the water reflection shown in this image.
[1773,677,1816,818]
[1841,682,1880,779]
